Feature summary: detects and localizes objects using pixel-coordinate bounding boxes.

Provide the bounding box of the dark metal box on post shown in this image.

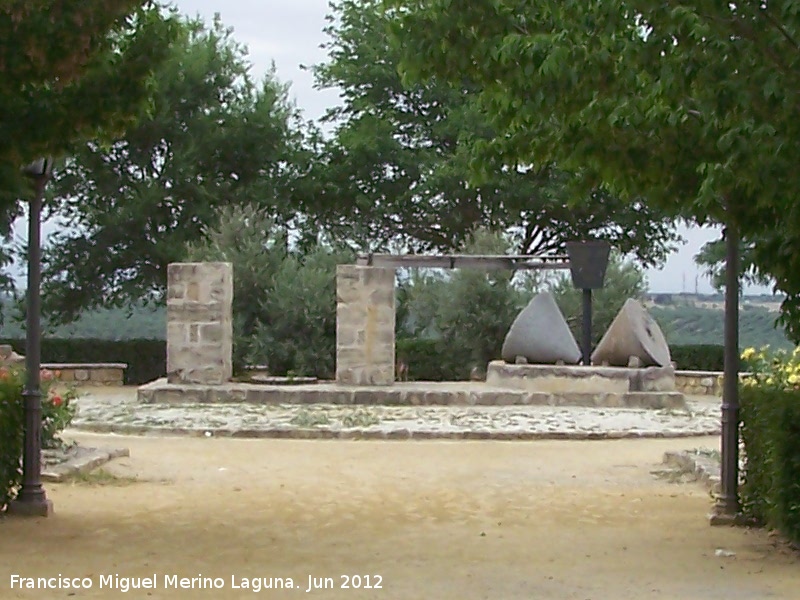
[565,241,612,366]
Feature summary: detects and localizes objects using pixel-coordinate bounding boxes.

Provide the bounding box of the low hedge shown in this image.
[670,344,728,371]
[395,337,473,381]
[740,384,800,544]
[0,339,166,385]
[0,339,740,385]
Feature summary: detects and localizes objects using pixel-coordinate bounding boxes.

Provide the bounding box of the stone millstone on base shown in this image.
[592,299,671,367]
[501,292,581,365]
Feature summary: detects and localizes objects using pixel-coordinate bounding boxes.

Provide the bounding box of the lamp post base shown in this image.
[7,497,53,518]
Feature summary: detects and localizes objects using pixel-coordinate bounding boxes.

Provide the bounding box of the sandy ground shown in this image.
[1,433,798,600]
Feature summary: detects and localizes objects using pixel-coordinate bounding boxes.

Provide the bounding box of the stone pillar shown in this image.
[167,262,233,385]
[336,265,395,385]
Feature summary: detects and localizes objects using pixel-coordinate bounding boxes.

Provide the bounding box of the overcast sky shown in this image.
[10,0,770,294]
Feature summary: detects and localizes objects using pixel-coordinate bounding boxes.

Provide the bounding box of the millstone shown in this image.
[591,299,671,367]
[501,292,581,364]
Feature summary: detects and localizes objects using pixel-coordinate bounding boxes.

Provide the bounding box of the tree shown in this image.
[551,253,648,347]
[399,229,533,377]
[388,1,800,338]
[0,2,177,293]
[694,237,771,291]
[39,14,306,321]
[186,205,354,377]
[305,0,679,263]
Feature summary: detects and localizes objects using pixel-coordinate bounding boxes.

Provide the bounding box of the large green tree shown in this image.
[388,1,800,337]
[306,0,679,263]
[0,1,177,292]
[40,15,307,321]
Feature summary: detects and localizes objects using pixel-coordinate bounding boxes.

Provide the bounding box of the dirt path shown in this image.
[1,434,797,599]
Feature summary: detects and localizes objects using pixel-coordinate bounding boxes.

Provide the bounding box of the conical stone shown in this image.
[501,292,581,364]
[591,299,671,367]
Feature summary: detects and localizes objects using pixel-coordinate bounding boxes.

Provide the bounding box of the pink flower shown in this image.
[52,395,63,407]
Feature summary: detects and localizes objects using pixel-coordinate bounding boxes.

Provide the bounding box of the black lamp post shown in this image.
[713,223,741,522]
[9,157,54,518]
[565,241,612,365]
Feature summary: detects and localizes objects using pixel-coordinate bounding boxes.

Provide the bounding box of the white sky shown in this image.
[9,0,772,295]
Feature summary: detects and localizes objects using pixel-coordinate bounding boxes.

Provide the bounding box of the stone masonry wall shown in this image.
[673,370,753,397]
[336,265,395,385]
[167,262,233,385]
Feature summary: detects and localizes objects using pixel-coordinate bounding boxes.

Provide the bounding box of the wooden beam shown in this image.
[355,254,570,271]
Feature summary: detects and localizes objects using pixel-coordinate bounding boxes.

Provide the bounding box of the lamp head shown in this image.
[21,157,54,179]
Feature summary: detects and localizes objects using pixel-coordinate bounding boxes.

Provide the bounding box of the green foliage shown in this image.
[0,366,77,512]
[186,205,354,378]
[740,349,800,542]
[0,367,24,512]
[309,0,679,264]
[40,14,306,322]
[694,237,771,291]
[395,338,460,381]
[0,2,178,293]
[669,345,725,372]
[1,295,165,340]
[388,0,800,343]
[0,339,165,385]
[551,253,647,347]
[399,229,530,377]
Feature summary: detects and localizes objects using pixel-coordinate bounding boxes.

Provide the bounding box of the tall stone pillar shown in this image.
[336,265,395,385]
[167,262,233,385]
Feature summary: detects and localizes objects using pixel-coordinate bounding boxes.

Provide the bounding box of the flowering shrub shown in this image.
[739,346,800,544]
[0,367,78,512]
[740,346,800,389]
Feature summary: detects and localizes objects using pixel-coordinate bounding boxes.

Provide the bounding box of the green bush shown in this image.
[399,230,530,379]
[0,366,77,512]
[740,385,800,543]
[186,205,354,378]
[739,347,800,544]
[0,339,166,385]
[396,337,461,381]
[669,344,727,371]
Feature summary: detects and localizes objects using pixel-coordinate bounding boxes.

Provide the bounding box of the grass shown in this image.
[68,469,139,487]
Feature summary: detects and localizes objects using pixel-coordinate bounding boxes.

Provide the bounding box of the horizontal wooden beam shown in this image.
[355,254,571,271]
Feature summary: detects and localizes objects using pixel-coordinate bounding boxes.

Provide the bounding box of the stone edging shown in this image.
[72,422,720,441]
[662,449,721,493]
[42,447,130,482]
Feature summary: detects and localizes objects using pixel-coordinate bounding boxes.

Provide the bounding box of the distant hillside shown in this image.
[1,294,795,351]
[651,305,793,350]
[0,298,166,340]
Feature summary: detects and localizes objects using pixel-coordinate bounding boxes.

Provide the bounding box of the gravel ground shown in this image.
[68,387,722,440]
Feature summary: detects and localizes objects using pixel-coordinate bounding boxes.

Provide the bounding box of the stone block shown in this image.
[336,266,395,386]
[592,299,671,367]
[501,292,581,364]
[166,262,233,385]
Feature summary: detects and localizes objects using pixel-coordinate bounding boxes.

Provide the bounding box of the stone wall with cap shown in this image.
[673,371,753,397]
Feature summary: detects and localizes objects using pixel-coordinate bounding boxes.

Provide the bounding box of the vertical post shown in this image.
[581,288,593,365]
[166,263,233,385]
[718,224,741,517]
[10,173,52,517]
[336,265,395,385]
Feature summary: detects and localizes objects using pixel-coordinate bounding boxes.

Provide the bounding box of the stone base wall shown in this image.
[138,378,687,410]
[673,371,755,397]
[46,363,126,386]
[336,265,395,386]
[486,361,676,393]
